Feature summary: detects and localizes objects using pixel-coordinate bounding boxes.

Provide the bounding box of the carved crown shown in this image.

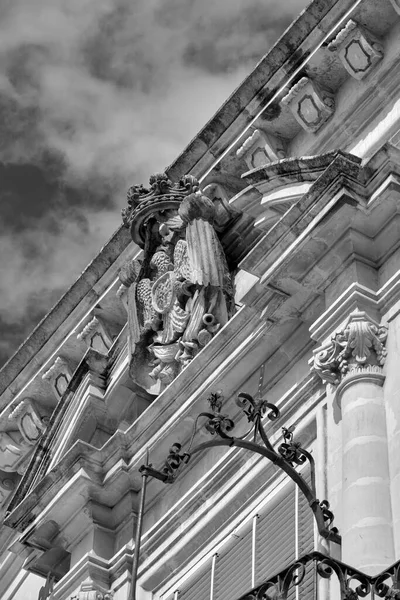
[122,173,200,246]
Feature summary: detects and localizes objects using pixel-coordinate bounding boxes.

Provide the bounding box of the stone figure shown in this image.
[119,173,235,395]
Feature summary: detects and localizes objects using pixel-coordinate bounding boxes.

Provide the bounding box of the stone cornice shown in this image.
[0,1,397,422]
[166,0,358,181]
[241,151,356,194]
[240,151,362,279]
[5,369,321,594]
[3,313,317,534]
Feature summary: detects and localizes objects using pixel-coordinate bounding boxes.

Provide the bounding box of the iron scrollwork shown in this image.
[317,555,370,600]
[140,390,340,544]
[235,552,400,600]
[372,561,400,600]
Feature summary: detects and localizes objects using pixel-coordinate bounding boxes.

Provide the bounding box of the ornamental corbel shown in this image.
[8,398,47,445]
[236,129,286,170]
[77,316,114,355]
[281,77,335,133]
[312,310,387,384]
[42,356,73,398]
[328,19,383,80]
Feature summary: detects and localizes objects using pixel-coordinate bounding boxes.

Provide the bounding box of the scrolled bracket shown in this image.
[138,389,341,544]
[316,555,371,600]
[372,561,400,600]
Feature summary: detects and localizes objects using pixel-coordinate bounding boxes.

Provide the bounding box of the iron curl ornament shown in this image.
[129,390,343,600]
[129,390,400,600]
[139,390,340,544]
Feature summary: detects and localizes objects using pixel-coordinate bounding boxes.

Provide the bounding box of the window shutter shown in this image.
[178,563,212,600]
[214,525,252,600]
[255,483,296,584]
[297,467,315,600]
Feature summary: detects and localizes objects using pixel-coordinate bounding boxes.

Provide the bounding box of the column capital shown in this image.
[312,310,387,385]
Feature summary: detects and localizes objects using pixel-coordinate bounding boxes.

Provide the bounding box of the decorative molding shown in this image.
[335,364,385,405]
[309,283,380,344]
[77,317,113,355]
[236,129,286,170]
[70,577,113,600]
[281,77,335,133]
[328,19,383,80]
[312,310,388,384]
[43,356,73,398]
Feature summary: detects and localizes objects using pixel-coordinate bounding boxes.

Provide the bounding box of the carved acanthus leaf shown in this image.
[313,311,388,384]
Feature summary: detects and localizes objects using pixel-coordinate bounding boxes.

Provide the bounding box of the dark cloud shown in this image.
[0,162,60,231]
[0,0,308,367]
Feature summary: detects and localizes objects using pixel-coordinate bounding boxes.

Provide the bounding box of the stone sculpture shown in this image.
[119,173,235,394]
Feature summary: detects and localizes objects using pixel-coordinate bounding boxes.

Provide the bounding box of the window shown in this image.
[165,464,315,600]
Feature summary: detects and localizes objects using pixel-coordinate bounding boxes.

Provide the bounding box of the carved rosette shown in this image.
[119,173,235,394]
[312,311,388,385]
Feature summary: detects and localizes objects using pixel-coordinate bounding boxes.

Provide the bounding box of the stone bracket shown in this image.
[282,77,335,133]
[236,129,286,170]
[77,316,114,355]
[43,356,73,399]
[328,19,384,80]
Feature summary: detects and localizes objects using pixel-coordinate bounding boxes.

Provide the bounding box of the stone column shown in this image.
[313,310,394,574]
[382,312,400,558]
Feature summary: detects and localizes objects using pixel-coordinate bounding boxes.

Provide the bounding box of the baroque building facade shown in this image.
[1,0,400,598]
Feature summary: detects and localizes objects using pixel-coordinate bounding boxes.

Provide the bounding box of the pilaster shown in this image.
[313,310,394,573]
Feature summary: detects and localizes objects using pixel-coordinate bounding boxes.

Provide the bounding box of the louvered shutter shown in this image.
[214,524,252,600]
[255,483,296,584]
[178,562,212,600]
[297,467,315,600]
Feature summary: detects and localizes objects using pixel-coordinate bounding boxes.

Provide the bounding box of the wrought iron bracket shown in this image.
[236,551,400,600]
[140,390,340,544]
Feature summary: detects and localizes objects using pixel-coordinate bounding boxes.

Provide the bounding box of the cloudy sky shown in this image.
[0,0,308,367]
